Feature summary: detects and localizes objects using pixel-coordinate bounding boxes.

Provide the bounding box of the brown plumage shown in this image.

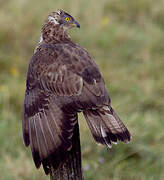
[23,9,131,174]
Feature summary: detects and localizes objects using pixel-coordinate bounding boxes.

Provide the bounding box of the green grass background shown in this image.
[0,0,164,179]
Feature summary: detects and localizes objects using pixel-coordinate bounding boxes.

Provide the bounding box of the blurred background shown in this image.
[0,0,164,179]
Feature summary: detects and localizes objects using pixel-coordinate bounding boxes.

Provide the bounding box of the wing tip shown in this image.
[23,132,30,147]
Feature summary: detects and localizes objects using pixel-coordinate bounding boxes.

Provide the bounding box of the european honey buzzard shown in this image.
[23,9,131,174]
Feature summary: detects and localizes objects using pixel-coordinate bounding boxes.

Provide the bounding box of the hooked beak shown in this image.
[72,21,80,28]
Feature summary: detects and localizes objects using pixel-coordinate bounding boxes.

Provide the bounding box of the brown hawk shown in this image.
[23,9,131,174]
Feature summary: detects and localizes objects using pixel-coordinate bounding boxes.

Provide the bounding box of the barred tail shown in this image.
[83,106,131,148]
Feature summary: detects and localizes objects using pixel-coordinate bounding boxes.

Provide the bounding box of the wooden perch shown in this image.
[50,123,83,180]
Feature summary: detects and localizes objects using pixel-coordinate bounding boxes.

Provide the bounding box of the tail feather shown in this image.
[83,109,107,145]
[83,105,131,148]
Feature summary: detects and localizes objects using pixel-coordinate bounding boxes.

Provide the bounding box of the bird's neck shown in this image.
[41,23,71,44]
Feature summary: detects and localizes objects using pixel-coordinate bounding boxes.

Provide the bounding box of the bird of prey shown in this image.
[23,9,131,174]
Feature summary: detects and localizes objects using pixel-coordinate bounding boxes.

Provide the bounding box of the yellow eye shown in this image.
[65,17,70,22]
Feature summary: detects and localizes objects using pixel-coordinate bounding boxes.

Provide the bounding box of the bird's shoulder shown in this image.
[33,42,94,65]
[29,42,99,79]
[26,42,108,100]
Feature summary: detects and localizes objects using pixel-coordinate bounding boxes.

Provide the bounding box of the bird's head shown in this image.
[47,10,80,30]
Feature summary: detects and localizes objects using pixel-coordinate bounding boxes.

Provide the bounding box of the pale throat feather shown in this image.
[38,16,59,43]
[48,16,59,25]
[39,34,43,43]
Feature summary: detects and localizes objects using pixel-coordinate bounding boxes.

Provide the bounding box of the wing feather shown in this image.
[29,117,41,168]
[23,85,77,174]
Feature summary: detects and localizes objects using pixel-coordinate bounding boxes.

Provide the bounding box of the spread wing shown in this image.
[23,89,78,173]
[23,43,109,173]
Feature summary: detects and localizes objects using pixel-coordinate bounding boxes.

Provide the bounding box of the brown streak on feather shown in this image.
[33,116,43,160]
[43,111,56,144]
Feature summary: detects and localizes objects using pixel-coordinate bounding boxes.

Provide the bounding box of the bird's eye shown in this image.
[65,17,70,22]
